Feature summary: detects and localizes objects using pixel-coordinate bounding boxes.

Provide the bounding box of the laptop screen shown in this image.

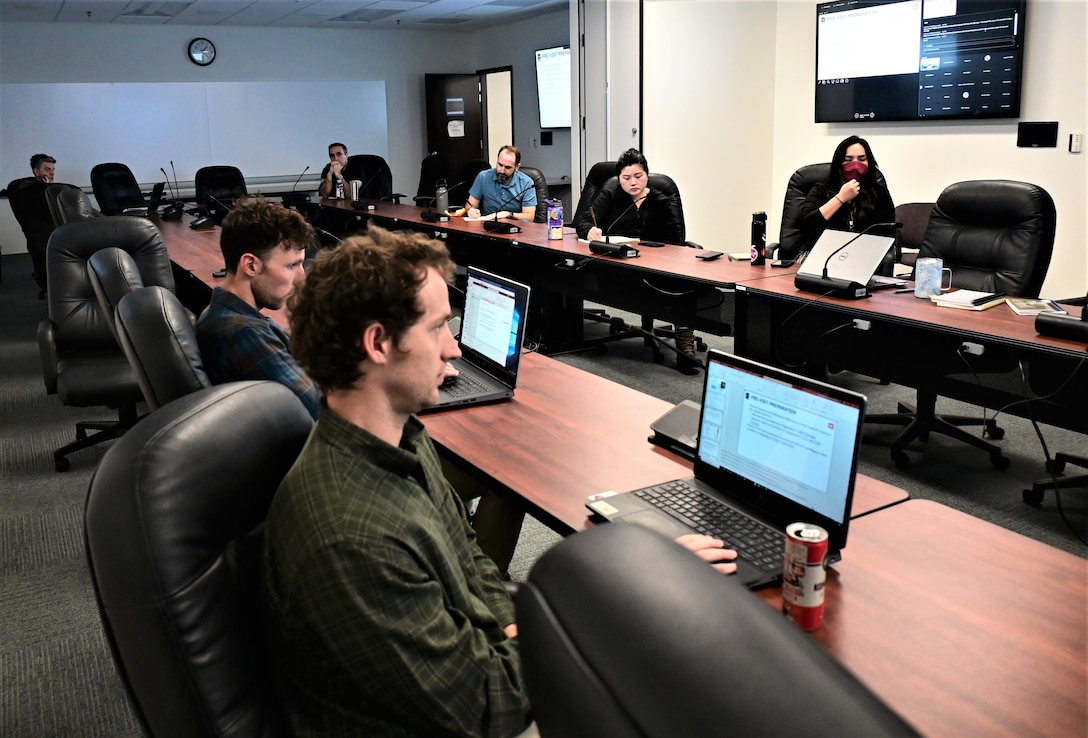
[459,267,531,385]
[696,351,866,532]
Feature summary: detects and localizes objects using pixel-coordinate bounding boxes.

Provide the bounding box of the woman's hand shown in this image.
[837,179,861,203]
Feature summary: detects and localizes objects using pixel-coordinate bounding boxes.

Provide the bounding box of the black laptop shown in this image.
[122,181,166,217]
[422,266,531,412]
[588,349,867,588]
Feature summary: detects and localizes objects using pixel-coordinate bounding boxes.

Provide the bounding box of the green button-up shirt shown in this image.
[263,406,530,737]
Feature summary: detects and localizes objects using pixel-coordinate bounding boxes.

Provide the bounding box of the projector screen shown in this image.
[535,46,571,129]
[815,0,1027,122]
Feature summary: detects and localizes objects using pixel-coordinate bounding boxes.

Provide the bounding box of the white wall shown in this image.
[638,0,1086,297]
[471,9,572,179]
[0,12,574,255]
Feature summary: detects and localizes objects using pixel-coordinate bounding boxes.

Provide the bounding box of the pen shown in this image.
[894,288,913,293]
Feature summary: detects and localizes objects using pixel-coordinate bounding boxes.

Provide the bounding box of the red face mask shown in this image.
[841,160,868,182]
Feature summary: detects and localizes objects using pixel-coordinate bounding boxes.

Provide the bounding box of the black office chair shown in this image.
[56,185,98,224]
[85,381,313,738]
[771,162,828,262]
[893,202,935,275]
[90,162,147,216]
[37,217,175,471]
[866,180,1056,469]
[348,154,407,203]
[570,160,617,227]
[116,286,211,411]
[517,524,920,738]
[6,177,55,292]
[413,151,458,207]
[87,246,147,344]
[1024,452,1088,505]
[195,165,248,222]
[45,182,83,226]
[518,165,550,223]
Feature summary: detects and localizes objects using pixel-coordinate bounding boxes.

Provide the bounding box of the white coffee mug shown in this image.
[914,257,952,298]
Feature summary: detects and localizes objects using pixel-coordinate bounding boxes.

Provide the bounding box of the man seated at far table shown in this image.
[465,144,537,221]
[196,197,320,419]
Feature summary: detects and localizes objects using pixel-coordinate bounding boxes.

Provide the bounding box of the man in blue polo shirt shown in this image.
[465,145,537,221]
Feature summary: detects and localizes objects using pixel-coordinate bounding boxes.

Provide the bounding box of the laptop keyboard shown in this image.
[633,481,784,573]
[440,371,490,398]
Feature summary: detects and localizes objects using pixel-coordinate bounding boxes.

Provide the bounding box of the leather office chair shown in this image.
[866,180,1056,469]
[195,165,248,222]
[518,165,550,223]
[413,151,458,207]
[85,381,313,738]
[348,154,407,203]
[37,217,175,471]
[772,162,828,262]
[116,286,210,410]
[517,524,920,738]
[56,186,98,224]
[45,182,82,226]
[1024,452,1088,505]
[6,177,55,292]
[570,160,617,227]
[893,202,935,274]
[87,246,146,344]
[90,162,147,216]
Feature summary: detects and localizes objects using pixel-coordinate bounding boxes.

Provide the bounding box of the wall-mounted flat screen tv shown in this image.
[815,0,1026,122]
[535,45,571,128]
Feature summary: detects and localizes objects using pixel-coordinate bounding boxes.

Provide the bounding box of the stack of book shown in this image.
[931,289,1007,311]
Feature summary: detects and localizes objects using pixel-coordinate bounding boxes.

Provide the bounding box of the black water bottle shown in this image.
[750,211,767,265]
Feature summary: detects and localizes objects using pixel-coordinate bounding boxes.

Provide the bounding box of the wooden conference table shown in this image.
[735,273,1088,437]
[155,209,1084,736]
[425,351,1087,738]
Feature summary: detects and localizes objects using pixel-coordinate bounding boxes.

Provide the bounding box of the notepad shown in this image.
[931,289,1006,311]
[1005,297,1067,316]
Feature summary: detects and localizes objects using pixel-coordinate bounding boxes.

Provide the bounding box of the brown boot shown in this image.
[675,329,700,374]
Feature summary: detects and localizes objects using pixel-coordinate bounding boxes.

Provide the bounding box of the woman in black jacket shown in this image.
[799,135,895,250]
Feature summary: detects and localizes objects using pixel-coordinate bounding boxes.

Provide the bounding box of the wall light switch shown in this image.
[1070,133,1083,153]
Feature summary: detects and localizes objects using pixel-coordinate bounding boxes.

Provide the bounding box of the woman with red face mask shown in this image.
[798,135,895,250]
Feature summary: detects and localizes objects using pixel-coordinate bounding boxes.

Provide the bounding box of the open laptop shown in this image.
[122,181,166,217]
[422,266,531,412]
[797,228,903,289]
[587,349,867,588]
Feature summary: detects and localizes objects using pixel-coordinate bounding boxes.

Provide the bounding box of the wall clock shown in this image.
[187,38,216,66]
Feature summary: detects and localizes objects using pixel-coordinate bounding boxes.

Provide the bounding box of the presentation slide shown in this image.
[817,1,921,80]
[464,286,515,365]
[737,393,834,493]
[535,46,571,128]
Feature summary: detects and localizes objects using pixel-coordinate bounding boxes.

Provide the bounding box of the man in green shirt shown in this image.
[263,225,736,736]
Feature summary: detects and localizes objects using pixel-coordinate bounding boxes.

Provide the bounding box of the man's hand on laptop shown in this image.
[675,534,738,574]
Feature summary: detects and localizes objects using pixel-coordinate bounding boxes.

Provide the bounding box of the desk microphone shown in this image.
[1036,288,1088,344]
[482,181,534,233]
[350,168,385,210]
[794,221,900,299]
[282,165,311,206]
[588,194,647,258]
[159,167,183,220]
[421,180,463,222]
[314,227,342,245]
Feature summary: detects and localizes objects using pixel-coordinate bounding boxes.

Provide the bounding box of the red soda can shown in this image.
[781,522,829,631]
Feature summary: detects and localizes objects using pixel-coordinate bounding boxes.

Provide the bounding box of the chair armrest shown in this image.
[37,319,58,395]
[381,193,408,205]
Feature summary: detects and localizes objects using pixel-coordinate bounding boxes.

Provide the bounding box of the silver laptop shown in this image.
[588,350,867,588]
[798,228,902,288]
[422,267,531,412]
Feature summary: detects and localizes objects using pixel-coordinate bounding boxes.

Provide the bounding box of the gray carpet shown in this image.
[2,252,1085,735]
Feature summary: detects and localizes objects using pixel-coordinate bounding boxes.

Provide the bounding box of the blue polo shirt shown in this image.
[468,169,537,215]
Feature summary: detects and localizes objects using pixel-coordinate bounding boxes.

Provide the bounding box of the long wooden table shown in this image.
[426,351,1087,738]
[425,351,908,533]
[736,274,1088,436]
